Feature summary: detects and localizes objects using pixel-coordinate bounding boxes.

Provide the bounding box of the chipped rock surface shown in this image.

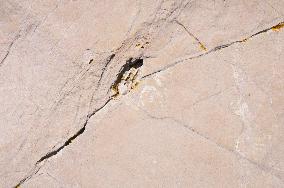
[0,0,284,187]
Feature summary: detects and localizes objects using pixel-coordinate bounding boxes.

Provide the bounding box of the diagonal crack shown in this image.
[142,21,284,78]
[97,53,116,86]
[13,98,112,188]
[13,53,144,187]
[138,106,284,183]
[174,20,207,51]
[11,14,284,187]
[0,34,20,67]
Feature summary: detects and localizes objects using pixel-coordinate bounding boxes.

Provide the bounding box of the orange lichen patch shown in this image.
[199,43,207,51]
[272,23,284,31]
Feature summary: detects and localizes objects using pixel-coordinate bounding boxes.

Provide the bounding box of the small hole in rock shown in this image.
[88,59,94,64]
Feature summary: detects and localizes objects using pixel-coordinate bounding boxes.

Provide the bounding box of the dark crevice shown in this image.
[37,98,111,163]
[97,53,116,85]
[105,54,116,67]
[14,98,112,188]
[14,166,41,188]
[36,122,87,163]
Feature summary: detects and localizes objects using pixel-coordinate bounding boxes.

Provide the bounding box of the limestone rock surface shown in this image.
[1,0,284,187]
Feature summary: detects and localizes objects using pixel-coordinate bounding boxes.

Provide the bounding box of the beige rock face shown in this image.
[0,0,284,187]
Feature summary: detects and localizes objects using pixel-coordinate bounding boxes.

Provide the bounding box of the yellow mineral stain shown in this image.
[199,43,207,51]
[131,82,140,90]
[241,38,248,42]
[111,85,120,98]
[272,23,284,31]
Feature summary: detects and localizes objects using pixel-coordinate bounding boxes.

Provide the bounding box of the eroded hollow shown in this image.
[115,58,143,83]
[111,58,144,97]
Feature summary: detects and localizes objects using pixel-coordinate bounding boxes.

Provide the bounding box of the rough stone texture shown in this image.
[0,0,284,187]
